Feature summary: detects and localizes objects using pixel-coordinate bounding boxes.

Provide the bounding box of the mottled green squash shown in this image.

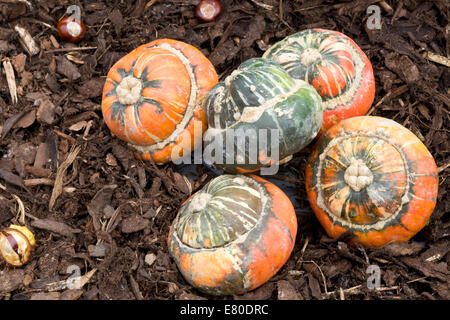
[204,58,323,173]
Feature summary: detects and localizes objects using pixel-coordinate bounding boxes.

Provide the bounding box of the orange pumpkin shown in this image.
[305,116,438,248]
[101,39,218,164]
[263,29,375,132]
[168,174,297,295]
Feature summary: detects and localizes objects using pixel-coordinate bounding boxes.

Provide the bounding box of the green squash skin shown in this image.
[204,58,323,173]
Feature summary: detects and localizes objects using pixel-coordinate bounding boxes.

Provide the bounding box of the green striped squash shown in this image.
[168,174,297,295]
[204,58,323,173]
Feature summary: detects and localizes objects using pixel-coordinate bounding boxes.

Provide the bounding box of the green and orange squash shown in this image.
[168,174,297,295]
[101,39,218,164]
[264,29,375,132]
[204,57,323,173]
[305,116,438,248]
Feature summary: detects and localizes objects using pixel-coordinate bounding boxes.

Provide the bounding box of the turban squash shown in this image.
[101,39,218,164]
[305,116,438,248]
[263,28,375,132]
[204,57,323,173]
[168,174,297,295]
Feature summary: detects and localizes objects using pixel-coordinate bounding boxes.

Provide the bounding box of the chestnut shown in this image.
[57,16,86,43]
[0,225,35,267]
[195,0,222,22]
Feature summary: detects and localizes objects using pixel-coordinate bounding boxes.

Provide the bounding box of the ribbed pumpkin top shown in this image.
[263,29,365,111]
[175,175,265,249]
[316,133,408,226]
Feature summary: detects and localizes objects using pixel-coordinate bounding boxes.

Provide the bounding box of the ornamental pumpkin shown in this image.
[305,116,439,248]
[263,29,375,132]
[204,57,323,174]
[101,39,218,164]
[168,174,297,295]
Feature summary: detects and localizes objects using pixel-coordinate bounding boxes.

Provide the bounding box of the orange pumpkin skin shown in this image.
[305,116,438,248]
[263,29,375,132]
[101,39,218,164]
[168,174,297,295]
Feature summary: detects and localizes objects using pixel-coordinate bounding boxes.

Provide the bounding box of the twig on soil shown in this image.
[249,0,274,10]
[49,144,81,210]
[300,236,310,255]
[24,178,76,193]
[339,287,345,300]
[96,44,111,63]
[11,194,25,225]
[129,274,144,300]
[279,0,294,31]
[379,1,393,15]
[326,284,400,298]
[53,129,77,144]
[144,0,158,11]
[438,162,450,173]
[43,46,97,54]
[367,85,408,115]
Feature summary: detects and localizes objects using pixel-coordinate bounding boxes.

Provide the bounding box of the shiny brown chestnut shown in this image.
[195,0,222,22]
[57,16,86,43]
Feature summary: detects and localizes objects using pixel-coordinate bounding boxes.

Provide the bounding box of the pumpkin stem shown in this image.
[344,157,373,192]
[300,47,322,66]
[116,76,143,105]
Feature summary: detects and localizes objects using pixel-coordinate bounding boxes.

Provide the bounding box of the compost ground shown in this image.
[0,0,448,300]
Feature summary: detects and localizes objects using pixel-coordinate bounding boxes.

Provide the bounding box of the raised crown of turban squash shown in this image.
[263,29,375,132]
[204,57,323,174]
[168,174,297,295]
[305,116,438,248]
[101,39,218,164]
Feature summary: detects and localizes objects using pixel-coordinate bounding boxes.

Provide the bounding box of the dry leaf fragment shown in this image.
[14,25,39,56]
[49,144,81,210]
[105,153,118,166]
[36,99,56,125]
[65,54,84,65]
[13,110,35,128]
[2,59,17,104]
[11,53,26,73]
[86,184,117,232]
[49,35,59,48]
[0,168,25,188]
[68,120,87,131]
[31,218,82,237]
[1,111,25,139]
[425,51,450,67]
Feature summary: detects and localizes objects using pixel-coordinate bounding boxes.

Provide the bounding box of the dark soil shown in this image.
[0,0,448,300]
